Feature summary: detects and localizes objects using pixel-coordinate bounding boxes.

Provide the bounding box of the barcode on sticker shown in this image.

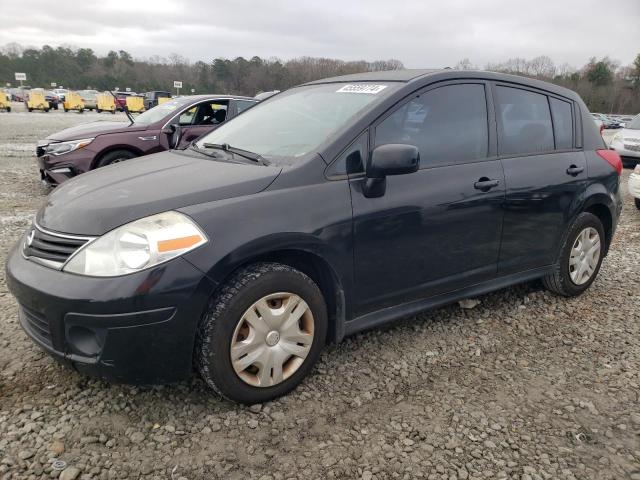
[336,84,388,94]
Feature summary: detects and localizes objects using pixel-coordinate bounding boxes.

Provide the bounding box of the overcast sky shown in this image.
[2,0,639,68]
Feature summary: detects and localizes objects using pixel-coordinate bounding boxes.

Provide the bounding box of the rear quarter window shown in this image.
[549,97,573,149]
[495,86,554,156]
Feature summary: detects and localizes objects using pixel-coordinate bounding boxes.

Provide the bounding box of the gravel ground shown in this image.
[0,107,639,480]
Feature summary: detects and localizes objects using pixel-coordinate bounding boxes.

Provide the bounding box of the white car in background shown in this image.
[610,114,640,167]
[629,164,640,210]
[52,88,68,102]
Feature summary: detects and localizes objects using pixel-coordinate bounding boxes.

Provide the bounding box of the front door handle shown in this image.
[566,165,584,176]
[474,177,500,191]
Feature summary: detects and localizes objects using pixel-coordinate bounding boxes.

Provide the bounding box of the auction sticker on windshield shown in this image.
[336,84,388,94]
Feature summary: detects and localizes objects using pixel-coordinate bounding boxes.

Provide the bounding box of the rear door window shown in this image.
[374,83,489,167]
[495,86,554,155]
[549,97,573,150]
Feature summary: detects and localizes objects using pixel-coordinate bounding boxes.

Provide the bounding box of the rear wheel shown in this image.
[542,212,605,297]
[95,149,137,168]
[196,262,327,404]
[635,198,640,210]
[96,108,101,113]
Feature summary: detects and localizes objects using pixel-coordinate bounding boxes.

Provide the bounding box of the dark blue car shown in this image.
[6,69,623,403]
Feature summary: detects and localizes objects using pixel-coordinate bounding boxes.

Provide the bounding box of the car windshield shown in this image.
[196,82,398,161]
[626,115,640,130]
[133,99,191,125]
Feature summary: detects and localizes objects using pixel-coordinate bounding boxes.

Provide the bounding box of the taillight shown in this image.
[596,149,622,175]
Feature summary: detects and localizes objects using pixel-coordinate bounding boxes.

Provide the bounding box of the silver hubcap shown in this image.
[569,227,601,285]
[230,292,314,387]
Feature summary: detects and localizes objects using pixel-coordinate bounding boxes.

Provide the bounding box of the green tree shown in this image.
[586,57,614,86]
[632,53,640,88]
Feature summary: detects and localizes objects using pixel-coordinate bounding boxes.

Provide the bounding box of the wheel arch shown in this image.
[91,145,144,170]
[581,191,615,255]
[204,247,347,345]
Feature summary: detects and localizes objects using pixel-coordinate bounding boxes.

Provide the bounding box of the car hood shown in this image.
[37,151,282,236]
[47,121,147,142]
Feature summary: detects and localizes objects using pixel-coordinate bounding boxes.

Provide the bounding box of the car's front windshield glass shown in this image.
[196,82,398,162]
[626,115,640,130]
[133,99,189,125]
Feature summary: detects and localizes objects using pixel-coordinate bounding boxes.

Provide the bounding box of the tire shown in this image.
[95,149,137,168]
[542,212,605,297]
[44,109,49,112]
[196,262,328,404]
[111,110,115,115]
[28,108,33,112]
[64,108,68,112]
[96,108,101,113]
[6,107,10,112]
[635,198,640,210]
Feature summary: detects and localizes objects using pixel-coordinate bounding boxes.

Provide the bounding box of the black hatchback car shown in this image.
[6,70,623,404]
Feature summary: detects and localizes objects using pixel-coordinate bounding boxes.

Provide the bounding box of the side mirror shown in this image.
[170,125,183,149]
[363,144,419,198]
[161,124,182,148]
[161,124,175,135]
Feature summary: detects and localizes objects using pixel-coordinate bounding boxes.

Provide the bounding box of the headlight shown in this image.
[44,138,94,156]
[64,211,208,277]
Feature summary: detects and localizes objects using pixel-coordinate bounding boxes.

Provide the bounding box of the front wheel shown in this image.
[95,149,137,168]
[196,263,327,404]
[635,198,640,210]
[542,212,605,297]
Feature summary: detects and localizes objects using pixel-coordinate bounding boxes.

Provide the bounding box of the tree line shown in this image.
[1,43,639,114]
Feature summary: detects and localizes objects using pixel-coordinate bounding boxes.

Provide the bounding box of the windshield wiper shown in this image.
[202,143,270,166]
[189,142,224,159]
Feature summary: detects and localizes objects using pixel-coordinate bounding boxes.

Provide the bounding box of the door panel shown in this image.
[499,151,587,273]
[350,160,505,316]
[349,81,504,317]
[492,84,587,274]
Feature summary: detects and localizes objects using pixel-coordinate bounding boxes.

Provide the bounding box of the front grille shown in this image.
[20,305,52,346]
[23,224,91,268]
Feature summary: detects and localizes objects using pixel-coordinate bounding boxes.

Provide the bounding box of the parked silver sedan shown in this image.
[610,114,640,166]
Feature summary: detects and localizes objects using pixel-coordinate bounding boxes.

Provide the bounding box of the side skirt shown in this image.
[343,266,553,338]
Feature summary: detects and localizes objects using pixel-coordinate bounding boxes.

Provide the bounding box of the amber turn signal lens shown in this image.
[157,235,204,253]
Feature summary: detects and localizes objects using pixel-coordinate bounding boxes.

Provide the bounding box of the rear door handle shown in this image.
[566,165,584,176]
[474,178,500,191]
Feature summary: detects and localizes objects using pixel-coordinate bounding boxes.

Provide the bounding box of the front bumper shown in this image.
[37,149,95,185]
[610,141,640,165]
[629,173,640,200]
[5,241,216,384]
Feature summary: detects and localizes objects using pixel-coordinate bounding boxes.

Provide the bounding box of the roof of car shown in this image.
[190,94,256,100]
[304,69,442,84]
[303,69,580,101]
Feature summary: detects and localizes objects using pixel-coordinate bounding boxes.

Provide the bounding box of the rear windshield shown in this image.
[196,82,398,162]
